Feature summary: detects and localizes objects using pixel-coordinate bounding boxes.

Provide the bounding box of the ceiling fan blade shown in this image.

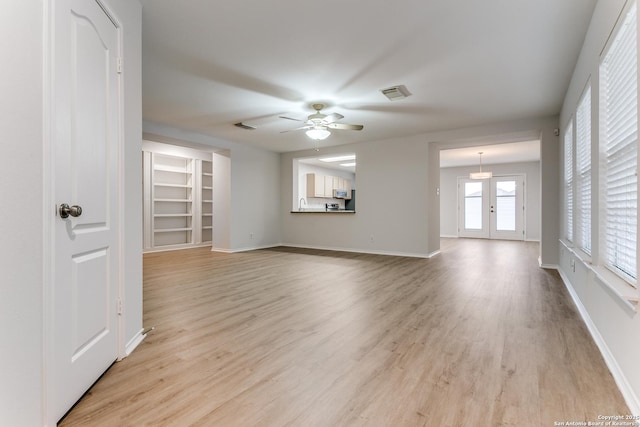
[279,115,305,122]
[280,125,312,134]
[327,123,364,131]
[322,112,344,124]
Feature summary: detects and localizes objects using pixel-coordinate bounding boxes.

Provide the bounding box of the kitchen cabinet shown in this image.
[343,179,352,199]
[306,173,353,199]
[306,173,326,197]
[324,176,334,197]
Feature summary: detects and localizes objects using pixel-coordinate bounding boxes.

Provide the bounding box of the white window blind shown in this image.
[564,123,574,243]
[576,86,591,254]
[600,1,637,283]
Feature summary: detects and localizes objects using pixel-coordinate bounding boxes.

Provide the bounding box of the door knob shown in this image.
[59,203,83,218]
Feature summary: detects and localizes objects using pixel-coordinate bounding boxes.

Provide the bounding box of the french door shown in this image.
[458,175,525,240]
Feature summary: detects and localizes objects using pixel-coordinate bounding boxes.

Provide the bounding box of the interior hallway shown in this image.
[60,239,628,426]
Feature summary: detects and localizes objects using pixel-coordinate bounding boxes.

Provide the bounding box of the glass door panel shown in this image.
[464,182,483,230]
[490,176,524,240]
[459,179,490,238]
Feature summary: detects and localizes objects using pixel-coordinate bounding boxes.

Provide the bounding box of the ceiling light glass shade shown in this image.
[469,151,492,179]
[306,128,331,140]
[469,171,493,179]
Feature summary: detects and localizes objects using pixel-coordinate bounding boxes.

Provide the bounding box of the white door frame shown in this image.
[43,0,125,424]
[457,174,526,240]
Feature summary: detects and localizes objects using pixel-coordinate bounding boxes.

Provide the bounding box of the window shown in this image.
[575,85,591,254]
[564,122,574,242]
[599,2,637,283]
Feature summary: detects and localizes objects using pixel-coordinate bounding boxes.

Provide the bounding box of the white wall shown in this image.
[281,136,436,257]
[281,116,558,260]
[0,0,142,425]
[143,122,281,252]
[440,161,541,240]
[558,0,640,414]
[0,2,45,425]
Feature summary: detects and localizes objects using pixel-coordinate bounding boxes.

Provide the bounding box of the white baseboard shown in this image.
[440,234,458,238]
[557,269,640,415]
[124,328,146,358]
[280,243,437,259]
[143,243,211,254]
[211,243,281,254]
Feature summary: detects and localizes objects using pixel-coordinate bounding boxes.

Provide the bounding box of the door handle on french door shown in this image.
[59,203,83,218]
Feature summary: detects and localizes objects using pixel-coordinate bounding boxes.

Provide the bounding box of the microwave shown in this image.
[333,189,348,199]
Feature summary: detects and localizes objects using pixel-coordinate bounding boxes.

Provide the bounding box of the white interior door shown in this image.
[53,0,120,421]
[458,175,525,241]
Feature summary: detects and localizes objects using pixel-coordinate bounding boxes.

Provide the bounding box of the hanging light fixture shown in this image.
[305,126,331,141]
[469,151,493,179]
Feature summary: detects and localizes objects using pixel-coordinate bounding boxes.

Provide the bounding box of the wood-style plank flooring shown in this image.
[60,239,629,426]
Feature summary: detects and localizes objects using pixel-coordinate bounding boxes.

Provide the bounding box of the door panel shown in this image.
[54,0,120,421]
[459,179,490,238]
[490,177,524,240]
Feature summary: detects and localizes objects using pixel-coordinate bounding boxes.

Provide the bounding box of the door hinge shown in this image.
[117,57,123,74]
[117,298,123,315]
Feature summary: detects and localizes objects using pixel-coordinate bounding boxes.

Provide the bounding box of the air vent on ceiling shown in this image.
[234,122,256,130]
[380,85,411,101]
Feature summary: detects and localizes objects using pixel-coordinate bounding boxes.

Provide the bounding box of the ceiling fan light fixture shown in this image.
[306,128,331,140]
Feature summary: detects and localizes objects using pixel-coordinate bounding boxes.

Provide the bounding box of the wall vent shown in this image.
[380,85,412,101]
[234,122,256,130]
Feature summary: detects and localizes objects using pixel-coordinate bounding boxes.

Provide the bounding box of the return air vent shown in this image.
[234,122,256,130]
[380,85,411,101]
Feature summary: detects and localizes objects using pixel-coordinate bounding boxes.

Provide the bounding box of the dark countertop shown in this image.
[290,209,356,213]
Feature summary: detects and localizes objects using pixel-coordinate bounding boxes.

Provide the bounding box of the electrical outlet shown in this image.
[369,234,374,243]
[250,233,254,239]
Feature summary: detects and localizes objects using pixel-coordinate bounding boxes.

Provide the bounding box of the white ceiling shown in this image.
[140,0,597,153]
[440,140,541,168]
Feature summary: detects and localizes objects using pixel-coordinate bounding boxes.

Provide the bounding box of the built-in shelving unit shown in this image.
[201,160,213,244]
[143,144,213,252]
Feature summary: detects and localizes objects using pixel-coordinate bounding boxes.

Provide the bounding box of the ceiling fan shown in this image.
[280,103,364,140]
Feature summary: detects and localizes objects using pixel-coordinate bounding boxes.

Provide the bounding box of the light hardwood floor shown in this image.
[60,239,629,426]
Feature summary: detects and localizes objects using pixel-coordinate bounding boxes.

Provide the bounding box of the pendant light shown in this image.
[469,151,493,179]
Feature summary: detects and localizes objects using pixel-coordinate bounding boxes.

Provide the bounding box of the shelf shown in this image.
[202,213,213,217]
[154,165,193,174]
[202,226,213,230]
[202,199,213,203]
[155,198,193,203]
[202,172,213,177]
[154,227,193,233]
[154,183,191,189]
[202,186,213,190]
[154,213,193,218]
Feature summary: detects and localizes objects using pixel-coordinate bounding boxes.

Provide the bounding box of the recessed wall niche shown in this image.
[142,140,214,252]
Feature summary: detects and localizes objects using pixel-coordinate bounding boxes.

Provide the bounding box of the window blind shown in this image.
[564,123,574,243]
[576,86,591,254]
[600,2,637,282]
